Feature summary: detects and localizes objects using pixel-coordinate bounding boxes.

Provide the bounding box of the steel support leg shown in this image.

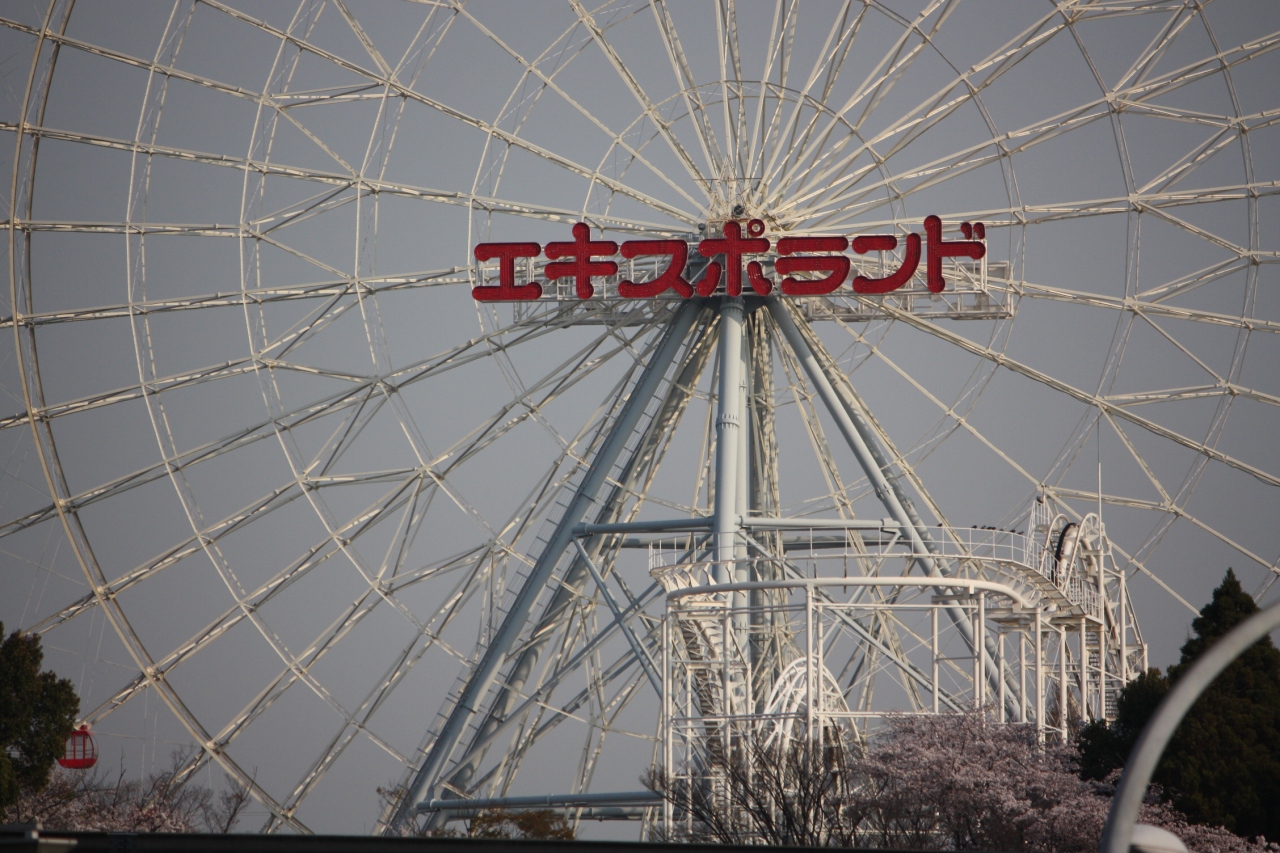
[714,298,744,575]
[390,302,702,831]
[769,300,1019,713]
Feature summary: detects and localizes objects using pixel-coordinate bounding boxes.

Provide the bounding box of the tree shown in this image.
[375,786,574,839]
[468,809,574,840]
[3,749,252,833]
[1078,569,1280,841]
[644,733,859,846]
[0,624,79,809]
[1077,668,1170,781]
[647,712,1274,852]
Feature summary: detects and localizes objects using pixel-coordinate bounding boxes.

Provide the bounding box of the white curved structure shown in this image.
[0,3,1275,835]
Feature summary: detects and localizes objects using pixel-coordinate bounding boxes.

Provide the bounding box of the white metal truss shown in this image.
[0,0,1277,837]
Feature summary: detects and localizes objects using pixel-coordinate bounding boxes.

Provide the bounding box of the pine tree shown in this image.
[0,624,80,809]
[1078,569,1280,841]
[1159,569,1280,840]
[1077,667,1170,781]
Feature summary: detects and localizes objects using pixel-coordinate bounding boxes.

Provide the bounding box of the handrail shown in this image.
[664,576,1033,609]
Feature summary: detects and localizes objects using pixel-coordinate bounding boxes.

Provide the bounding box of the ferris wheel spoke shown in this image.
[439,580,663,786]
[806,169,1279,239]
[250,184,364,238]
[829,316,1040,501]
[0,359,257,431]
[1101,411,1177,510]
[328,0,397,83]
[772,106,1047,225]
[8,306,600,546]
[1124,312,1223,388]
[206,3,699,225]
[466,635,659,798]
[775,4,1235,218]
[9,120,684,232]
[887,307,1280,489]
[1108,1,1201,94]
[0,14,262,106]
[845,0,955,134]
[1056,469,1276,580]
[471,315,666,466]
[646,1,728,198]
[449,2,705,214]
[1128,116,1249,198]
[361,332,672,603]
[1106,383,1280,409]
[714,0,743,182]
[72,563,445,829]
[1136,254,1258,306]
[737,0,787,187]
[5,306,591,550]
[406,315,660,487]
[769,0,986,205]
[201,594,416,770]
[82,485,489,740]
[755,1,866,202]
[775,341,863,517]
[1166,498,1279,577]
[779,98,1107,226]
[270,102,363,177]
[254,287,374,364]
[569,0,714,202]
[0,270,469,330]
[277,625,442,820]
[1008,272,1280,336]
[1120,30,1280,110]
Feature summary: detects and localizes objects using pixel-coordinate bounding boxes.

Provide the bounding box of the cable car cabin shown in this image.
[57,726,97,770]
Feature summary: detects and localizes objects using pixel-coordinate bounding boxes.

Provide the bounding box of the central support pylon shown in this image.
[398,295,1145,833]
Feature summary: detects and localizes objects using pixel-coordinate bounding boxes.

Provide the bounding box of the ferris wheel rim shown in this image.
[2,0,1278,834]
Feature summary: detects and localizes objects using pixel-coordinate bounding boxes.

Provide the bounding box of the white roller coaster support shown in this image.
[391,301,702,832]
[767,300,1007,702]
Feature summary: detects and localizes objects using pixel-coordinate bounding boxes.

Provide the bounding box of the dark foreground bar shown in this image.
[1,825,930,853]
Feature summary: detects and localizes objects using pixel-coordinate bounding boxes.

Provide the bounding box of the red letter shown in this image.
[545,222,619,300]
[472,242,543,302]
[618,240,694,298]
[851,233,921,294]
[924,215,985,293]
[697,219,772,297]
[776,236,850,295]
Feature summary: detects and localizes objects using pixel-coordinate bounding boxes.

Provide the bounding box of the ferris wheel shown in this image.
[3,0,1278,836]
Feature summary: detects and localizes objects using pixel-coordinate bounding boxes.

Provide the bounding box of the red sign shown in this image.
[472,216,985,302]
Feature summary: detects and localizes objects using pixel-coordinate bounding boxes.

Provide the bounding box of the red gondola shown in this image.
[57,725,97,770]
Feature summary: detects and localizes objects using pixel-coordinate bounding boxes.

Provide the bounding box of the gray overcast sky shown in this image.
[2,0,1279,835]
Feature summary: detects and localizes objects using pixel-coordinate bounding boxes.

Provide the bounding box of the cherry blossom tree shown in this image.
[646,712,1277,852]
[3,750,251,833]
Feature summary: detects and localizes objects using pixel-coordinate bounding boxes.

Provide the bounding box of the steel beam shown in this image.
[713,298,745,574]
[418,790,660,813]
[390,302,702,831]
[768,301,1015,709]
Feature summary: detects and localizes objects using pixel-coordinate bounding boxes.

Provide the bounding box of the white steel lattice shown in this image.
[0,1,1276,837]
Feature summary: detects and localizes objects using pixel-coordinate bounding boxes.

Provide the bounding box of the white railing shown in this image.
[647,524,1101,616]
